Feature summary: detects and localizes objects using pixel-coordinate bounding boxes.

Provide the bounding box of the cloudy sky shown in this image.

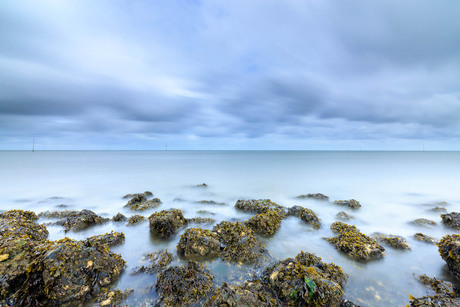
[1,0,460,150]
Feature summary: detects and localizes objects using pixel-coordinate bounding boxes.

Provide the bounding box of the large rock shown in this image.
[438,234,460,279]
[244,210,283,236]
[57,209,109,232]
[287,206,321,229]
[333,199,361,210]
[148,209,187,238]
[441,212,460,230]
[177,228,221,259]
[235,199,287,217]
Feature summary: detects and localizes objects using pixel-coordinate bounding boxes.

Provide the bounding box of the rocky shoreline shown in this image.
[1,192,460,306]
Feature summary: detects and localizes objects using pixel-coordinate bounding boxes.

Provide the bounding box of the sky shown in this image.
[1,0,460,150]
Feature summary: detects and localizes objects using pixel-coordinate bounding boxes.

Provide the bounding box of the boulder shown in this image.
[57,209,109,232]
[441,212,460,230]
[438,234,460,279]
[187,217,216,225]
[122,191,153,199]
[235,199,287,217]
[373,233,410,250]
[112,212,127,222]
[38,210,78,219]
[336,211,354,221]
[410,218,437,227]
[409,274,460,306]
[244,210,283,236]
[127,215,145,225]
[177,228,221,259]
[148,209,187,238]
[82,231,125,247]
[287,206,320,229]
[124,193,161,211]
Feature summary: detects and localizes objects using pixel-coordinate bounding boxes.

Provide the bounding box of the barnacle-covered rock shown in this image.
[82,231,125,247]
[213,221,270,265]
[414,233,439,245]
[127,215,145,225]
[38,210,78,219]
[287,206,321,229]
[58,209,109,232]
[262,251,348,306]
[122,191,153,199]
[131,250,173,275]
[148,209,187,238]
[112,212,127,222]
[205,280,279,306]
[409,274,460,306]
[326,222,385,261]
[441,212,460,230]
[177,228,221,259]
[296,193,329,201]
[235,199,287,217]
[333,199,361,210]
[373,233,410,250]
[438,234,460,279]
[244,210,282,236]
[124,193,161,211]
[410,218,437,227]
[94,288,134,306]
[187,217,216,225]
[336,211,354,221]
[155,260,214,306]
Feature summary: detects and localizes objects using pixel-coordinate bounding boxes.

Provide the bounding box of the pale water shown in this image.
[1,150,459,306]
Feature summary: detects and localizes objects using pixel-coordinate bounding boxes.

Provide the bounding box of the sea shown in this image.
[0,150,459,306]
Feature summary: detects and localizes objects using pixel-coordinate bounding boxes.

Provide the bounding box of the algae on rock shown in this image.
[148,209,187,238]
[287,206,321,229]
[244,210,283,236]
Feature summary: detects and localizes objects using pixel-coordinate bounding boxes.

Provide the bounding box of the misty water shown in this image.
[1,150,459,306]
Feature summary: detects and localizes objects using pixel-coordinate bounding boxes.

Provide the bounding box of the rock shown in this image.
[262,251,348,306]
[38,210,78,219]
[205,280,278,306]
[409,274,460,306]
[127,215,145,225]
[245,210,282,236]
[373,233,410,250]
[235,199,287,217]
[196,210,216,216]
[413,233,439,245]
[410,218,437,227]
[438,234,460,279]
[296,193,329,201]
[112,212,127,222]
[155,260,214,306]
[187,217,216,225]
[131,250,173,275]
[197,200,226,205]
[57,209,109,232]
[341,299,361,307]
[177,228,221,259]
[333,199,362,210]
[326,222,385,261]
[122,191,153,199]
[430,207,447,212]
[336,211,354,221]
[95,288,134,306]
[82,231,125,247]
[124,193,161,211]
[441,212,460,230]
[287,206,321,229]
[196,183,208,188]
[148,209,187,238]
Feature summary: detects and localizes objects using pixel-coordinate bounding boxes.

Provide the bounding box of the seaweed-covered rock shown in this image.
[197,210,216,216]
[155,260,214,306]
[177,228,221,259]
[38,210,78,219]
[414,233,439,244]
[409,274,460,306]
[197,200,226,205]
[438,234,460,279]
[235,199,287,217]
[441,212,460,230]
[205,280,279,306]
[95,288,134,306]
[262,251,348,306]
[287,206,320,229]
[245,210,282,236]
[213,221,270,265]
[127,215,145,225]
[58,209,109,232]
[148,209,187,238]
[326,222,385,261]
[410,218,437,227]
[0,210,39,223]
[297,193,329,201]
[122,191,153,199]
[124,193,161,211]
[430,207,447,213]
[131,250,173,275]
[333,199,361,210]
[373,233,410,250]
[112,212,127,222]
[82,231,125,247]
[187,217,216,225]
[336,211,354,221]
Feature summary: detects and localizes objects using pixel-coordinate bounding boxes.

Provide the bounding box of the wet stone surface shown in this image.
[296,193,330,201]
[148,209,188,238]
[373,233,410,250]
[124,192,161,211]
[336,211,354,221]
[244,210,283,236]
[235,199,287,217]
[333,199,362,210]
[410,218,437,227]
[413,233,439,245]
[441,212,460,230]
[287,205,321,229]
[56,209,110,232]
[409,274,460,306]
[437,234,460,280]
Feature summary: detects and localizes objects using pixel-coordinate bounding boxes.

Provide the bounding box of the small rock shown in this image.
[441,212,460,230]
[296,193,329,201]
[413,233,439,244]
[333,199,362,210]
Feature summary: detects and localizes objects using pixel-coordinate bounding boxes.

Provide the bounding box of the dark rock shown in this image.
[287,206,320,229]
[112,212,127,222]
[373,233,410,250]
[414,233,439,245]
[336,211,354,221]
[122,191,153,199]
[197,200,226,205]
[124,193,161,211]
[196,210,216,216]
[438,234,460,279]
[177,228,221,259]
[245,210,283,236]
[131,250,173,275]
[187,217,216,225]
[410,218,437,226]
[235,199,287,217]
[441,212,460,230]
[409,274,460,306]
[430,206,447,212]
[196,183,208,188]
[58,209,110,232]
[341,299,361,307]
[296,193,329,201]
[326,222,385,261]
[38,210,78,219]
[155,260,214,306]
[127,215,146,225]
[94,288,134,306]
[205,280,278,306]
[148,209,187,238]
[82,231,125,247]
[333,199,361,210]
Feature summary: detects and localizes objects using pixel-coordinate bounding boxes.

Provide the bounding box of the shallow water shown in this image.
[1,150,459,306]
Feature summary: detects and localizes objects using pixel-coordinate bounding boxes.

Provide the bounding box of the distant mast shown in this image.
[32,138,35,152]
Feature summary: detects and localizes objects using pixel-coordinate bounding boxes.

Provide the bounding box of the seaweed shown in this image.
[333,199,361,210]
[441,212,460,230]
[58,209,110,232]
[131,250,173,275]
[127,215,146,225]
[235,199,287,217]
[244,210,283,236]
[148,209,187,238]
[413,233,439,245]
[336,211,354,221]
[373,233,410,250]
[287,206,321,229]
[437,234,460,279]
[177,228,221,259]
[296,193,329,201]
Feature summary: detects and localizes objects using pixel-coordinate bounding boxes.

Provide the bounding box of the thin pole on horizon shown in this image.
[165,144,168,151]
[32,138,35,152]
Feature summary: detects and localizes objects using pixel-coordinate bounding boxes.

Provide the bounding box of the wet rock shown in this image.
[262,250,348,306]
[245,210,283,236]
[0,210,39,223]
[111,212,127,222]
[235,199,287,217]
[148,209,187,238]
[441,212,460,230]
[58,209,110,232]
[82,231,125,247]
[131,250,173,275]
[341,299,361,307]
[410,218,437,227]
[94,288,134,306]
[56,204,68,208]
[373,233,410,250]
[38,210,78,219]
[333,199,362,210]
[197,210,216,216]
[213,221,270,265]
[197,200,226,205]
[287,206,321,229]
[326,222,385,261]
[122,191,153,199]
[413,233,439,245]
[336,211,354,221]
[409,274,460,306]
[205,280,279,306]
[127,215,146,225]
[187,217,216,225]
[196,183,208,188]
[124,193,161,211]
[438,234,460,279]
[155,260,214,306]
[177,228,221,259]
[297,193,330,201]
[430,206,447,212]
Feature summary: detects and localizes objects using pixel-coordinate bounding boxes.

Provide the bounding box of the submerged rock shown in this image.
[177,228,221,259]
[122,191,153,199]
[94,288,134,306]
[413,233,439,245]
[336,211,354,221]
[57,209,110,232]
[438,234,460,279]
[127,214,146,225]
[187,217,216,225]
[296,193,329,201]
[38,210,78,219]
[410,218,437,227]
[155,260,214,306]
[196,210,216,216]
[82,231,125,247]
[441,212,460,230]
[409,274,460,306]
[326,222,385,261]
[205,280,278,306]
[131,250,173,275]
[244,210,283,236]
[430,206,447,213]
[373,233,410,250]
[287,206,321,229]
[196,183,208,188]
[124,192,161,211]
[197,200,226,205]
[112,212,127,222]
[148,209,187,238]
[333,199,362,210]
[235,199,287,217]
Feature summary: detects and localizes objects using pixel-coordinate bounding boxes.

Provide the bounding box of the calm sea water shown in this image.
[1,150,459,306]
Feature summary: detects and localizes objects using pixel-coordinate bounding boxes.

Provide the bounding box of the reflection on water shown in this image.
[1,150,459,306]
